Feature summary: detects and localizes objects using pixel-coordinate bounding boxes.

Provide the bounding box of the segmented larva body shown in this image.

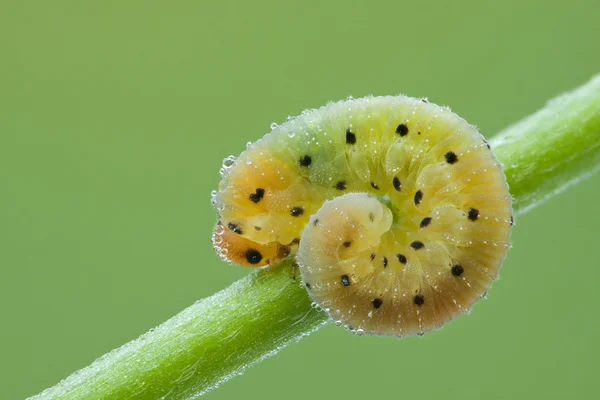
[212,95,513,337]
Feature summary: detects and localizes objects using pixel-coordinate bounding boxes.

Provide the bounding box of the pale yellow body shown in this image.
[213,96,512,336]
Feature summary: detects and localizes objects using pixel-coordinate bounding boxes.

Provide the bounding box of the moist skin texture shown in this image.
[212,96,512,337]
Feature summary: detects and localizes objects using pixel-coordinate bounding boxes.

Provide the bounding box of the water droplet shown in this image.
[222,155,236,169]
[215,185,227,197]
[270,122,279,130]
[212,234,223,245]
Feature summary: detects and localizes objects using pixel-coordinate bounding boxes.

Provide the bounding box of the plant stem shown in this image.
[29,74,600,400]
[493,76,600,215]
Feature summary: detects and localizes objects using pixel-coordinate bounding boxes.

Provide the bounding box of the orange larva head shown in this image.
[213,222,291,267]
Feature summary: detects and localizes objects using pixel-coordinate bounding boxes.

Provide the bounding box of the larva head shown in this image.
[214,146,320,250]
[212,222,291,267]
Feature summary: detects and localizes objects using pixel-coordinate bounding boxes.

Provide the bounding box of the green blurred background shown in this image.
[1,1,599,399]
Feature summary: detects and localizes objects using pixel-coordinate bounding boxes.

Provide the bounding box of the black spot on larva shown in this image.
[369,212,375,222]
[370,182,379,190]
[291,206,304,217]
[418,131,421,135]
[383,257,388,268]
[414,190,423,205]
[372,298,383,309]
[343,241,352,248]
[393,176,401,191]
[313,218,319,226]
[305,282,311,289]
[341,275,350,286]
[397,254,407,264]
[411,241,425,250]
[510,215,514,226]
[298,155,312,167]
[420,217,432,228]
[346,129,356,144]
[254,226,262,231]
[396,123,409,136]
[468,207,480,221]
[421,98,428,103]
[445,151,458,164]
[370,253,376,261]
[245,249,262,264]
[483,139,491,149]
[227,222,243,235]
[414,295,425,306]
[336,181,347,190]
[291,261,298,279]
[249,188,265,203]
[451,264,464,276]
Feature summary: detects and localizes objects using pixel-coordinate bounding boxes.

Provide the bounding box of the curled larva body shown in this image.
[212,95,512,336]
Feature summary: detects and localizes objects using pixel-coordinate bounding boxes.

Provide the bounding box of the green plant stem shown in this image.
[30,75,600,400]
